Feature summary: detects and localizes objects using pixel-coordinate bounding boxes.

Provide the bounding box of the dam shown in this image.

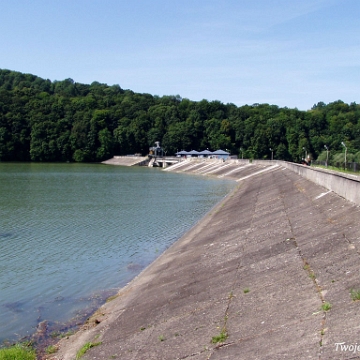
[54,160,360,360]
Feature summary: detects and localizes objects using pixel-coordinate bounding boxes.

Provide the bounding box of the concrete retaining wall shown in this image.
[276,160,360,206]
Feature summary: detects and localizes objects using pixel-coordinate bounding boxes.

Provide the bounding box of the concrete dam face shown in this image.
[62,159,360,360]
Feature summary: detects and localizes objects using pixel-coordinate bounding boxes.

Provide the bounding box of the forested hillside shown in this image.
[0,69,359,162]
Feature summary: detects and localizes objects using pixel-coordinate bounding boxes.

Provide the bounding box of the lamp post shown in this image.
[324,145,329,167]
[240,147,244,159]
[302,147,307,160]
[269,148,273,161]
[341,142,347,170]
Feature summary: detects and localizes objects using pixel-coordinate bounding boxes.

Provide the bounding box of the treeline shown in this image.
[0,68,359,162]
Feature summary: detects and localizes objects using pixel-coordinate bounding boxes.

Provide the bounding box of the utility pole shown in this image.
[302,147,307,160]
[324,145,329,167]
[341,142,347,170]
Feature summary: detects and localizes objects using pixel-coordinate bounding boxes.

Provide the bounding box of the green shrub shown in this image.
[354,151,360,163]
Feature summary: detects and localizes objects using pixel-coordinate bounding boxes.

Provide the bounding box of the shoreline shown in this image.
[30,164,240,357]
[1,161,235,350]
[40,176,240,355]
[47,176,241,359]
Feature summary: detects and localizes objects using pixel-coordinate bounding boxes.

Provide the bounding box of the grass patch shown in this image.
[211,331,228,344]
[158,335,165,342]
[321,302,332,311]
[243,288,250,294]
[45,345,58,354]
[0,344,36,360]
[76,342,102,359]
[350,289,360,301]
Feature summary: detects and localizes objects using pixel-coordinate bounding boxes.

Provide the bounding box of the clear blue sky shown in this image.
[1,0,359,110]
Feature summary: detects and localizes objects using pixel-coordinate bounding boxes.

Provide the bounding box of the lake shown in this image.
[0,163,235,343]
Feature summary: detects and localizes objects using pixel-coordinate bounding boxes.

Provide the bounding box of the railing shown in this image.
[311,161,360,173]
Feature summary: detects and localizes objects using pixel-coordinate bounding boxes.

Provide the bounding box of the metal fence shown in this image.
[311,161,360,173]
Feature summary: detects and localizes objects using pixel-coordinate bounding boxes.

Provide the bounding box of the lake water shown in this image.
[0,163,235,343]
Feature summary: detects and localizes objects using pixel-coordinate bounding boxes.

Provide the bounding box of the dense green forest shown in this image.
[0,68,359,163]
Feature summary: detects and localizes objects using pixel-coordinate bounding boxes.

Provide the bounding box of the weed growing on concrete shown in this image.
[140,327,146,331]
[45,345,58,354]
[158,335,165,342]
[76,342,102,359]
[243,288,250,294]
[350,289,360,301]
[309,271,316,280]
[211,330,228,344]
[321,302,332,311]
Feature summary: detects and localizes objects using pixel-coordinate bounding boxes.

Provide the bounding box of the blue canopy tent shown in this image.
[188,150,200,157]
[212,149,230,160]
[198,150,213,157]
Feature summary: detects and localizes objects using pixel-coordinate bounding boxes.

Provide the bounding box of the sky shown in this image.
[1,0,359,110]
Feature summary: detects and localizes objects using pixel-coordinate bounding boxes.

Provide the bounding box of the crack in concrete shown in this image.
[176,348,209,360]
[207,317,318,358]
[278,170,329,358]
[208,175,264,360]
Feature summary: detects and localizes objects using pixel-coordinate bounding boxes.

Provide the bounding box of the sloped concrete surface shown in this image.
[52,166,360,360]
[101,156,148,166]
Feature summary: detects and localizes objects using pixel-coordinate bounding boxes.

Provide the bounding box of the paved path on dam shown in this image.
[53,164,360,360]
